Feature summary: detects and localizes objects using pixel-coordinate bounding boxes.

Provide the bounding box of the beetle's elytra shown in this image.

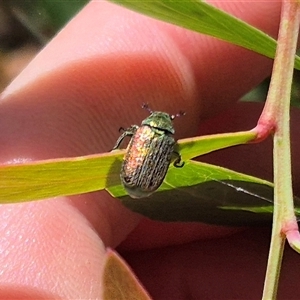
[112,104,184,199]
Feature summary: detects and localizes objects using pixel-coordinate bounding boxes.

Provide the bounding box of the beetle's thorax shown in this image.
[141,111,175,134]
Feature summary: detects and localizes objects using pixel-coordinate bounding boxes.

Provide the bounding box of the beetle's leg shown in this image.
[173,151,184,168]
[112,131,130,150]
[112,125,138,150]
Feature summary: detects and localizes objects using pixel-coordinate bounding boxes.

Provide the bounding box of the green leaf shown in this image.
[220,205,274,214]
[0,151,124,203]
[2,129,298,226]
[178,130,256,161]
[0,130,253,203]
[108,0,300,70]
[113,160,284,226]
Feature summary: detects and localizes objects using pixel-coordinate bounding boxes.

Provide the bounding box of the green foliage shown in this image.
[109,0,300,69]
[116,160,281,226]
[1,130,289,225]
[0,131,254,204]
[3,0,89,43]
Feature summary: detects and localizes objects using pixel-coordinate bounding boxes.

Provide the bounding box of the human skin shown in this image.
[0,0,300,299]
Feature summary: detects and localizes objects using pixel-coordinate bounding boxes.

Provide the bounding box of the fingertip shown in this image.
[2,0,282,136]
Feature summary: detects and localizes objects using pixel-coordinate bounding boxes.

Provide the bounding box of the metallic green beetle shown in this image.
[112,104,184,199]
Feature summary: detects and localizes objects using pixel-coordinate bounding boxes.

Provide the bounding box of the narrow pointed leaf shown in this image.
[0,151,124,202]
[0,131,253,203]
[2,132,299,226]
[113,160,300,226]
[178,130,256,161]
[109,0,300,69]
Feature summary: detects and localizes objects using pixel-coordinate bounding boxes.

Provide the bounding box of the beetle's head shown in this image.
[140,103,185,134]
[142,111,175,134]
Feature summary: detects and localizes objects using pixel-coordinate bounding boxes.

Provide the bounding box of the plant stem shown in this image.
[261,1,300,299]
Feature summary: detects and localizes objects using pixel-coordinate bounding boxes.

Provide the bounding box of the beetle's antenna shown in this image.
[170,110,186,120]
[142,103,153,113]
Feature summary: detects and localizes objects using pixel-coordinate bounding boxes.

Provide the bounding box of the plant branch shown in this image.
[261,1,300,299]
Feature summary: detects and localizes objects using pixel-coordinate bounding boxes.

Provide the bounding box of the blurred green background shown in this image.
[0,0,299,107]
[0,0,89,49]
[0,0,88,91]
